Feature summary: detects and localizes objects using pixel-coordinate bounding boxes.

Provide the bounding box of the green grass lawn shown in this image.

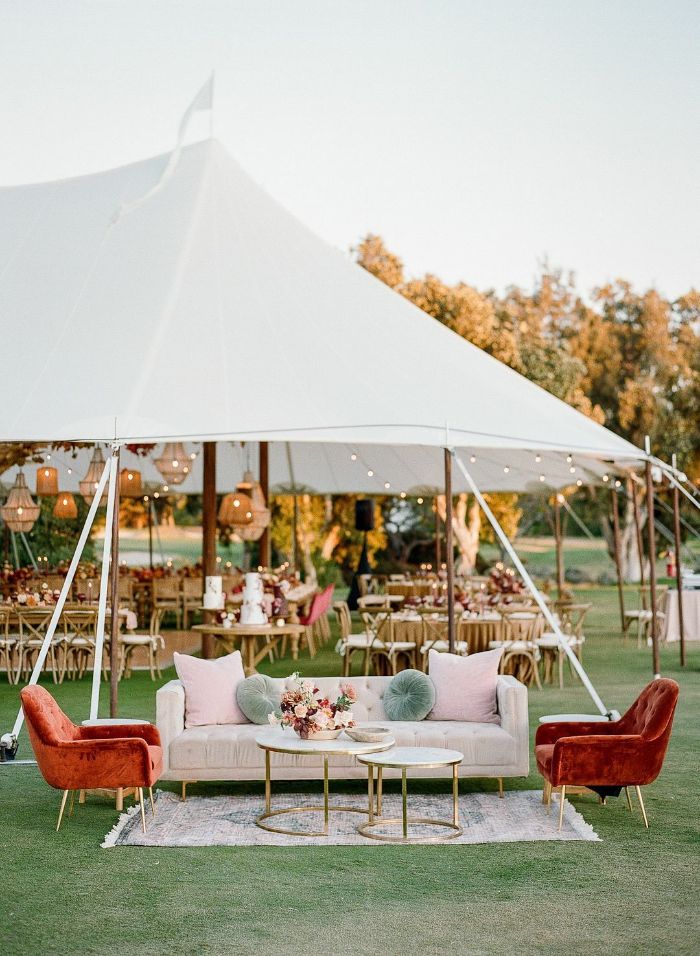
[1,586,698,956]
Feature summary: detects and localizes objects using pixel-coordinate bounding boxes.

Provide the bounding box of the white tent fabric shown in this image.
[2,440,621,497]
[0,138,643,478]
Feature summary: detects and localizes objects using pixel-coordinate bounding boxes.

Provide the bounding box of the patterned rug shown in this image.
[103,790,600,847]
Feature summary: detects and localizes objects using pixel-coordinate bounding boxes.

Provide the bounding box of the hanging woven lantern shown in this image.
[1,472,41,533]
[218,491,254,528]
[153,442,191,485]
[53,492,78,520]
[119,468,143,498]
[36,465,59,497]
[79,447,108,504]
[233,471,271,542]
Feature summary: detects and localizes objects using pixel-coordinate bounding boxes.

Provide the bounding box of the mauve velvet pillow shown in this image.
[428,647,503,723]
[174,650,248,728]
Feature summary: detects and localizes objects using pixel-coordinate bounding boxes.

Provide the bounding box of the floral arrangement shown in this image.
[269,673,357,739]
[487,563,524,597]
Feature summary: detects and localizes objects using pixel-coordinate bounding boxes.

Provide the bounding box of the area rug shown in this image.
[103,790,600,847]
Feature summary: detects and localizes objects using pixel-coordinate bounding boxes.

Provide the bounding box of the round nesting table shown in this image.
[357,746,464,843]
[255,728,395,837]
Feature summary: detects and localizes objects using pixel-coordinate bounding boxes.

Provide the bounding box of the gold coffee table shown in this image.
[255,728,395,838]
[357,746,464,843]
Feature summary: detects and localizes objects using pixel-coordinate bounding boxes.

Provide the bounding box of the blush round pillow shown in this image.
[383,669,436,721]
[236,674,281,724]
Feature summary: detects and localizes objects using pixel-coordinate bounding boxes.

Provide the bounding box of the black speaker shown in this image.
[355,499,375,532]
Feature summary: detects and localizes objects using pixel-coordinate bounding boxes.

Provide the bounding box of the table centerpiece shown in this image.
[269,672,357,740]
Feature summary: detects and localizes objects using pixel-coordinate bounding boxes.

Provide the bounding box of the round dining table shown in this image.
[192,621,307,674]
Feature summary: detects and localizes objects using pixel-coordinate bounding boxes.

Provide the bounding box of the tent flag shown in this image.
[113,75,215,223]
[454,451,613,718]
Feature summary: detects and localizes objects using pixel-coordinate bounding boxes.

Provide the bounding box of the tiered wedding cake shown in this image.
[239,572,268,625]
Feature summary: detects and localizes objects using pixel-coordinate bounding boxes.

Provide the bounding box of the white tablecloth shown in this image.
[663,590,700,642]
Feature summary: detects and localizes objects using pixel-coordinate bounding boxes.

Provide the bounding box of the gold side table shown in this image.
[254,729,395,837]
[357,747,464,843]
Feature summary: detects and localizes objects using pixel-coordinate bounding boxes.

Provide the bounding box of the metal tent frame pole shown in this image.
[671,454,686,667]
[444,449,455,653]
[454,452,611,718]
[89,447,120,720]
[610,484,626,631]
[2,457,111,750]
[553,495,565,599]
[644,439,660,678]
[109,447,121,717]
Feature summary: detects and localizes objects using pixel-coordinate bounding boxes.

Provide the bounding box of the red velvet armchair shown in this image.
[20,685,163,832]
[535,678,679,829]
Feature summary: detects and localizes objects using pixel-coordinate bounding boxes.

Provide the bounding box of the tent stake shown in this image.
[444,449,455,653]
[109,446,121,718]
[201,441,217,660]
[644,440,660,677]
[610,484,626,631]
[671,454,686,666]
[454,453,610,717]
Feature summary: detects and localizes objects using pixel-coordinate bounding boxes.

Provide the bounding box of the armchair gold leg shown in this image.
[56,789,69,831]
[138,788,147,832]
[558,785,566,831]
[543,780,552,807]
[68,791,75,817]
[635,786,649,828]
[149,787,156,817]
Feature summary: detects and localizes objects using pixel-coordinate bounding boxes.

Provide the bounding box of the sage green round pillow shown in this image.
[383,669,435,721]
[236,674,281,724]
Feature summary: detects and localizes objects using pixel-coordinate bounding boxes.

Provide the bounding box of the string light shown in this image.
[539,474,546,482]
[569,466,576,474]
[535,454,542,463]
[576,479,583,487]
[614,480,622,488]
[602,474,610,482]
[400,491,407,499]
[503,466,510,474]
[384,482,391,489]
[350,453,357,461]
[566,454,573,463]
[469,455,476,463]
[367,469,374,477]
[417,497,424,504]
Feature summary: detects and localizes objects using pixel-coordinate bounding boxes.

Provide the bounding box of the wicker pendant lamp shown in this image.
[119,468,143,498]
[233,471,271,542]
[36,466,59,496]
[153,442,191,485]
[53,492,78,520]
[1,471,41,533]
[79,447,108,504]
[218,491,254,528]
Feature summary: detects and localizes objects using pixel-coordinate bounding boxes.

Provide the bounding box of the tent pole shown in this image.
[630,477,646,589]
[147,496,153,570]
[10,531,20,570]
[109,447,121,718]
[3,459,111,748]
[201,441,217,660]
[259,442,271,568]
[89,449,119,721]
[610,484,626,631]
[454,453,611,717]
[19,532,38,571]
[671,454,686,667]
[435,498,441,571]
[644,441,660,677]
[444,449,455,653]
[554,495,565,599]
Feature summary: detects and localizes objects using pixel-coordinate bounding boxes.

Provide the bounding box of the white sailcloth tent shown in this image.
[0,132,653,745]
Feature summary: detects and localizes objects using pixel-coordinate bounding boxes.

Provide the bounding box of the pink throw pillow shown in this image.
[174,650,248,728]
[428,647,503,723]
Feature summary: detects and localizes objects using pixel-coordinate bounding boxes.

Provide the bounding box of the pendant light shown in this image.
[36,466,59,497]
[119,468,143,498]
[1,471,41,533]
[218,491,254,528]
[53,492,78,520]
[233,470,271,542]
[153,442,191,486]
[79,447,108,504]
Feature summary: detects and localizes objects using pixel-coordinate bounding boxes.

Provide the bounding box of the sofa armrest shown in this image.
[496,675,529,775]
[156,679,185,773]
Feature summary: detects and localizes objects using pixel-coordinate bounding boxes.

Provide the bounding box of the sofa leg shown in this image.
[558,785,566,831]
[497,777,504,799]
[181,781,186,801]
[635,786,649,829]
[56,789,69,832]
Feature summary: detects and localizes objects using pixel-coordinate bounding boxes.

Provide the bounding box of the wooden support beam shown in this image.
[554,495,565,599]
[630,478,646,590]
[201,442,217,660]
[610,484,626,631]
[435,498,441,571]
[444,449,455,653]
[258,442,271,568]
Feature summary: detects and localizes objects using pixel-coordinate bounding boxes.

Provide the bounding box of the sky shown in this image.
[0,0,698,299]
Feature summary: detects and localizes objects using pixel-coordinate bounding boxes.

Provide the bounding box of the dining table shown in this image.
[192,621,307,674]
[663,589,700,643]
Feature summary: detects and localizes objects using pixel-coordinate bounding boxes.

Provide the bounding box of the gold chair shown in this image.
[181,576,203,629]
[16,608,63,684]
[359,605,415,676]
[497,612,543,689]
[119,608,166,681]
[418,611,467,671]
[152,577,182,628]
[623,587,667,647]
[62,608,99,680]
[0,608,18,684]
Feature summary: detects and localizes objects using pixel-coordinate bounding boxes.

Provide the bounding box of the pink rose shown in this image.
[294,704,308,719]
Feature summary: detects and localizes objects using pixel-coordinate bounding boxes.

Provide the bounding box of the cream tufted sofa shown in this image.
[156,674,529,783]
